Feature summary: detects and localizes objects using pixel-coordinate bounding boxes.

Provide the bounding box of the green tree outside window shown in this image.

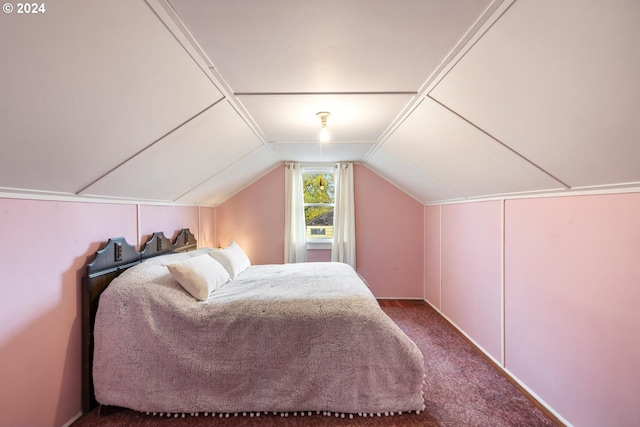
[303,172,335,239]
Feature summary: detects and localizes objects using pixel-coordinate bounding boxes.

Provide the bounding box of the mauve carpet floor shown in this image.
[72,302,558,427]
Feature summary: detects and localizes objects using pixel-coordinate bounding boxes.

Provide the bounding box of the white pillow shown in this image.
[209,241,251,279]
[167,254,230,300]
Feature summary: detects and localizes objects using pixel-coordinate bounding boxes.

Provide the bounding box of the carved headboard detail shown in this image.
[81,228,198,412]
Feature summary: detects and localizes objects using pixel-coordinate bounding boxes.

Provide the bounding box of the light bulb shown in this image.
[316,112,331,142]
[319,127,330,142]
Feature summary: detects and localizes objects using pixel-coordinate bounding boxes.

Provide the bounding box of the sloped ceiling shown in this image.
[1,0,638,205]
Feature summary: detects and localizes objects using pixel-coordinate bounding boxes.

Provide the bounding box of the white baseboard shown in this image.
[422,299,572,427]
[61,411,82,427]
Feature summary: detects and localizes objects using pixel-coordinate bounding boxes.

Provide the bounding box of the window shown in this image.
[302,169,335,241]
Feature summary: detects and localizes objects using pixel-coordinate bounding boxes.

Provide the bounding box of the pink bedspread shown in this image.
[93,252,425,415]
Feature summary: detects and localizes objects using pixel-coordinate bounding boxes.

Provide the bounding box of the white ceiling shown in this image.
[1,0,638,205]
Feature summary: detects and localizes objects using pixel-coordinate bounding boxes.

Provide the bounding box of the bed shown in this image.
[82,229,425,418]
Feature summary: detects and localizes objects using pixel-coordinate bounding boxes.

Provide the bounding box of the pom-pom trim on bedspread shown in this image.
[104,371,428,421]
[137,378,428,420]
[143,407,427,419]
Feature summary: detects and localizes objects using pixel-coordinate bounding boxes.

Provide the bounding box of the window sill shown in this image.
[306,240,332,250]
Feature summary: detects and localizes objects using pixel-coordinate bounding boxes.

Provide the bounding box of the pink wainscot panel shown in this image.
[0,198,137,427]
[441,201,503,363]
[424,205,441,309]
[504,193,640,427]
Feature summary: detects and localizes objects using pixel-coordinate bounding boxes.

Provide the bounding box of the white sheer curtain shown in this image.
[284,163,307,263]
[331,162,356,268]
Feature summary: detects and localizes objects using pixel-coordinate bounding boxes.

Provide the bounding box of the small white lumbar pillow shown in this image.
[167,254,230,300]
[209,241,251,279]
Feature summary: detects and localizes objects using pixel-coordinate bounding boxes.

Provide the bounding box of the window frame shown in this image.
[301,165,335,249]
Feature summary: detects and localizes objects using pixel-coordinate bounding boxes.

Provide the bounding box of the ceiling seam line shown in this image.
[363,0,516,163]
[190,161,283,207]
[155,10,280,162]
[143,0,223,91]
[76,99,224,195]
[223,95,281,161]
[426,95,571,189]
[233,91,418,96]
[145,0,279,162]
[423,0,517,99]
[370,142,469,201]
[362,96,426,162]
[172,145,266,202]
[366,161,465,205]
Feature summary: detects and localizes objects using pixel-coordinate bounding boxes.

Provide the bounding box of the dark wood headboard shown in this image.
[81,228,198,413]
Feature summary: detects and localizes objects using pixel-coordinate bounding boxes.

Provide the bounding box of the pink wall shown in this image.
[216,167,285,265]
[138,204,199,243]
[0,198,214,427]
[504,194,640,427]
[307,249,331,262]
[0,199,137,427]
[199,206,216,248]
[426,192,640,426]
[441,201,503,362]
[424,205,441,308]
[13,170,638,427]
[354,165,424,298]
[215,166,338,265]
[0,163,427,427]
[216,164,425,297]
[1,168,427,427]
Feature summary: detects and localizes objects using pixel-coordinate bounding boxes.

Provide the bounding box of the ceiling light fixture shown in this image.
[316,111,330,142]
